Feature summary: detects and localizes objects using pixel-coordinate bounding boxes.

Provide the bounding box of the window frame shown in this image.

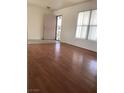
[75,9,97,42]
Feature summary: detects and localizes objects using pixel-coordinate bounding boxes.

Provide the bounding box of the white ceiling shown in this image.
[28,0,91,10]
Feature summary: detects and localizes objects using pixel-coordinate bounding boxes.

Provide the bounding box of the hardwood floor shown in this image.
[28,42,97,93]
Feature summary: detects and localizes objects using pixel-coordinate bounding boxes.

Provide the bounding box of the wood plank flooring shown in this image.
[28,42,97,93]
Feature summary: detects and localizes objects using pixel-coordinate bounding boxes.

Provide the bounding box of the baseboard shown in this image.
[60,41,97,53]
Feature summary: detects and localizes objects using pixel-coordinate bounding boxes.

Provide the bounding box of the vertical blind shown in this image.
[76,10,97,41]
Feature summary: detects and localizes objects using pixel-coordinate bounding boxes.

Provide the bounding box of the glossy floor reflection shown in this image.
[28,42,97,93]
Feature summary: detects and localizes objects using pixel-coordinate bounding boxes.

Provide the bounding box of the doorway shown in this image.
[56,16,62,40]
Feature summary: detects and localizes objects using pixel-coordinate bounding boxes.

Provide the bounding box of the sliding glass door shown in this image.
[56,16,62,40]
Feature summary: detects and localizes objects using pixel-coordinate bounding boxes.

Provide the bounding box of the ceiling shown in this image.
[28,0,91,10]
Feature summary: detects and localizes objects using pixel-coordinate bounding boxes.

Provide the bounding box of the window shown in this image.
[75,10,97,41]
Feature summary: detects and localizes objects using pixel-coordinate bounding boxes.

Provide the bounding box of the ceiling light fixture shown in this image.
[47,6,51,9]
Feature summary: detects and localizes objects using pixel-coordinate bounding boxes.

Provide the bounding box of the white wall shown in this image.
[54,0,97,52]
[28,4,52,40]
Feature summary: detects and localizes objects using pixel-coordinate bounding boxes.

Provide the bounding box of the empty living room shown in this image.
[1,0,124,93]
[28,0,97,93]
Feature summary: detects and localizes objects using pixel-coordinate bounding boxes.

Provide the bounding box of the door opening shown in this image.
[56,16,62,40]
